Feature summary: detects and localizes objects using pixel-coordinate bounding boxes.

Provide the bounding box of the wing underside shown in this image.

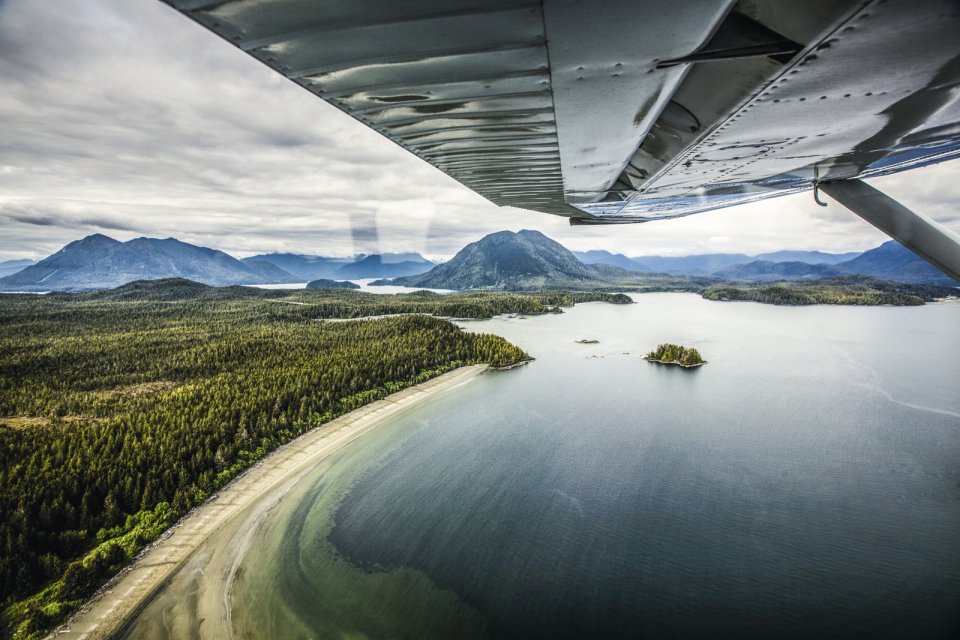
[163,0,960,223]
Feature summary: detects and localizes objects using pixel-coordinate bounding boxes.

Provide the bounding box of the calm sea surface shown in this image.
[208,295,960,638]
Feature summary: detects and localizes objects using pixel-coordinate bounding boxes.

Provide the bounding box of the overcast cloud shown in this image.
[1,0,958,262]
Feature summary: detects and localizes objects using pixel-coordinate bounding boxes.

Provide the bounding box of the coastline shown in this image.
[47,365,490,640]
[643,357,707,368]
[490,357,535,370]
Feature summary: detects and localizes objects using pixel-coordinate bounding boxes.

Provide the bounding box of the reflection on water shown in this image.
[177,295,960,639]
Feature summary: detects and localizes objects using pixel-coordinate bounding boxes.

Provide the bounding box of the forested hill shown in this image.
[700,276,956,305]
[64,278,631,316]
[0,283,630,638]
[306,278,361,290]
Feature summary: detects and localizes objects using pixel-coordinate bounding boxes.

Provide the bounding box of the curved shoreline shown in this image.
[47,365,490,640]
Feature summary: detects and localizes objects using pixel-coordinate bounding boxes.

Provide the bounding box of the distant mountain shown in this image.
[573,250,651,272]
[713,260,842,281]
[306,278,360,290]
[242,260,298,282]
[243,252,434,280]
[834,241,957,285]
[714,242,956,285]
[0,259,35,278]
[629,253,752,275]
[754,250,862,265]
[335,253,435,279]
[572,249,864,275]
[241,253,354,280]
[382,230,606,290]
[375,252,433,264]
[0,234,294,291]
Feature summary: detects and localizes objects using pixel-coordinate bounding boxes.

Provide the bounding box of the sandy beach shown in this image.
[48,365,489,640]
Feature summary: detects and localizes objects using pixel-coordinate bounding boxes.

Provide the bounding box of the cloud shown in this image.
[0,201,140,232]
[0,0,958,262]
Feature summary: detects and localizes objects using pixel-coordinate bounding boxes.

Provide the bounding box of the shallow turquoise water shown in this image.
[233,295,960,639]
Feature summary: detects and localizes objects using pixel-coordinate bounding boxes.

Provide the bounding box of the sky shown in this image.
[1,0,959,262]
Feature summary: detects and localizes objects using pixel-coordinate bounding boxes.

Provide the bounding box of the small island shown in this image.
[643,343,707,368]
[306,278,361,290]
[575,339,599,344]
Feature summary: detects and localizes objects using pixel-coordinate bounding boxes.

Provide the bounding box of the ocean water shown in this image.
[147,295,960,639]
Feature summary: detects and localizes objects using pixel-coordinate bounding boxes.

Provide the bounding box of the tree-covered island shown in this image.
[644,343,706,368]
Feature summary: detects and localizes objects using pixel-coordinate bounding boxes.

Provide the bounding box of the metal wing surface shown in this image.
[162,0,960,225]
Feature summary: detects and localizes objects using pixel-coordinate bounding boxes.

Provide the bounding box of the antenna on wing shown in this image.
[812,166,828,207]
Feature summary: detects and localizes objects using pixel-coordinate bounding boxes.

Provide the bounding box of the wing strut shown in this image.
[819,180,960,282]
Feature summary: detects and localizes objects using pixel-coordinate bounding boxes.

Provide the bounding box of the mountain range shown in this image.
[573,250,651,272]
[576,242,952,285]
[0,237,434,291]
[712,260,843,281]
[574,249,863,275]
[239,252,434,281]
[383,234,955,290]
[334,253,435,279]
[239,253,352,280]
[0,232,954,292]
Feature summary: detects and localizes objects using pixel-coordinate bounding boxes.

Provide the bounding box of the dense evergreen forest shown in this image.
[0,281,624,638]
[699,276,956,305]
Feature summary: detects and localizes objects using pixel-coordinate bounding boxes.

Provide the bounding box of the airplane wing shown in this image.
[161,0,960,277]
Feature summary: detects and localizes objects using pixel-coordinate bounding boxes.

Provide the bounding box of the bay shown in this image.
[173,295,960,639]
